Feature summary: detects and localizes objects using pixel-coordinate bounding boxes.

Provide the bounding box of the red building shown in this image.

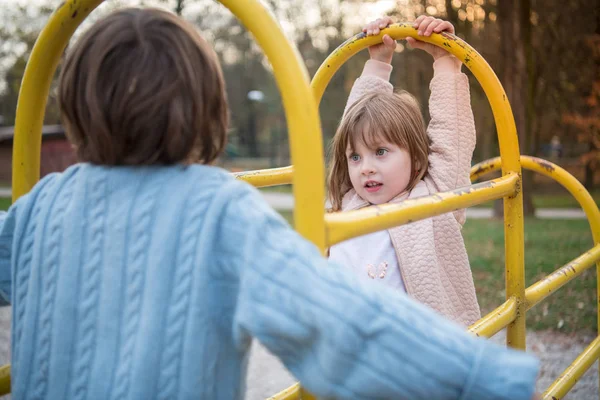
[0,125,76,186]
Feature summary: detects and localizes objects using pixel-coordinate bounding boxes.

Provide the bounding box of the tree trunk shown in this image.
[584,161,595,190]
[445,0,459,26]
[496,0,536,217]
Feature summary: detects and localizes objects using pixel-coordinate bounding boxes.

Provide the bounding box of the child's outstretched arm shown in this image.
[344,17,396,114]
[221,181,539,400]
[413,16,477,224]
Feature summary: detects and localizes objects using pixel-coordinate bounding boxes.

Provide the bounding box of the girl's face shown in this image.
[346,139,412,205]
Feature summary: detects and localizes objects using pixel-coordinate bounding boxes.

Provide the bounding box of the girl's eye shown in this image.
[349,154,360,162]
[376,148,388,156]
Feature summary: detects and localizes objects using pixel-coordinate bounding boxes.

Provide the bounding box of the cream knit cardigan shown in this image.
[336,59,481,326]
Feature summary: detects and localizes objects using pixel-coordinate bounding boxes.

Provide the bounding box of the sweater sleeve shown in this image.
[0,203,17,306]
[221,183,538,400]
[426,57,477,225]
[344,60,394,115]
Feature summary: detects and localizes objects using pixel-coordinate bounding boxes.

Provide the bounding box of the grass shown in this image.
[474,191,600,209]
[279,211,596,333]
[0,198,10,211]
[464,218,595,334]
[532,191,600,208]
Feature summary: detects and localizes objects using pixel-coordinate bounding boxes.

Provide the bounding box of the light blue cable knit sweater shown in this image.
[0,163,538,400]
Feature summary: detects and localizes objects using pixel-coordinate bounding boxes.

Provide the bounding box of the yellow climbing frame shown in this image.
[6,0,600,398]
[246,28,600,400]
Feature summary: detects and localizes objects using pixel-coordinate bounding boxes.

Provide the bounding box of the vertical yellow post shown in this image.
[220,0,326,253]
[498,122,526,350]
[468,42,526,350]
[504,190,526,349]
[596,237,600,399]
[472,61,525,350]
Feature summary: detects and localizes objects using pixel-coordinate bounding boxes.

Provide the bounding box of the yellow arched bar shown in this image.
[471,155,600,400]
[13,0,325,250]
[12,0,104,202]
[220,0,325,251]
[313,24,525,350]
[471,156,600,238]
[9,0,325,397]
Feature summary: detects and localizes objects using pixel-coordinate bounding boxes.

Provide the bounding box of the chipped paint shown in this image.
[526,245,600,310]
[533,157,556,173]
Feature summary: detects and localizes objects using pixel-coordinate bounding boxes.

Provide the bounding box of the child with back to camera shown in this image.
[328,15,481,326]
[0,7,540,400]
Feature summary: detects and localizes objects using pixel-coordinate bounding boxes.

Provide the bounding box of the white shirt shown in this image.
[329,229,406,292]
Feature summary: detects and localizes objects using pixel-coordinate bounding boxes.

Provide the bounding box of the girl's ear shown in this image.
[412,160,421,176]
[413,159,420,170]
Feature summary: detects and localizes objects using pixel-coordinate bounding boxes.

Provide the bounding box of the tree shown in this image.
[496,0,535,216]
[0,3,58,126]
[563,34,600,189]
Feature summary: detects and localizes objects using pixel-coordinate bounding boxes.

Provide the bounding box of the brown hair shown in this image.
[327,91,430,211]
[59,7,228,165]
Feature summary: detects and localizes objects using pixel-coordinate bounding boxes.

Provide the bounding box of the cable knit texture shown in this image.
[337,60,481,326]
[0,163,539,399]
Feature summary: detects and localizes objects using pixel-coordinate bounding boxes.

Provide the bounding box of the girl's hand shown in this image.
[407,15,455,60]
[363,17,396,64]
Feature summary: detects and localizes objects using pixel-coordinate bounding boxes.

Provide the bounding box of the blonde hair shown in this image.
[327,91,430,211]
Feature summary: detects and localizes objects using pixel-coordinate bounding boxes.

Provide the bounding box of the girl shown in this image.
[329,16,481,326]
[0,8,538,400]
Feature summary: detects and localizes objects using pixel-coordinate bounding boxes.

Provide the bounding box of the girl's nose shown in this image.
[361,160,376,176]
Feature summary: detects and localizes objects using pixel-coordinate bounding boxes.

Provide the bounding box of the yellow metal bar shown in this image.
[470,158,502,181]
[312,24,522,175]
[543,336,600,400]
[267,383,316,400]
[12,0,104,202]
[0,365,10,395]
[268,383,301,400]
[325,173,518,247]
[233,166,293,188]
[471,156,600,237]
[313,23,525,349]
[525,245,600,310]
[468,298,517,339]
[504,191,526,350]
[221,0,326,251]
[472,155,600,354]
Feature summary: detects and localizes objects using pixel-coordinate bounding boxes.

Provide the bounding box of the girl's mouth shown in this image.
[365,181,382,193]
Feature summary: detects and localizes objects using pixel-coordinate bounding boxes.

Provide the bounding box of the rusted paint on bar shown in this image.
[325,173,518,247]
[543,336,600,399]
[470,159,501,181]
[468,298,517,338]
[526,245,600,310]
[471,156,600,238]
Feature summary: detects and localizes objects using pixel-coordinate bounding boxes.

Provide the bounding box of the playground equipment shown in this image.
[6,0,600,399]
